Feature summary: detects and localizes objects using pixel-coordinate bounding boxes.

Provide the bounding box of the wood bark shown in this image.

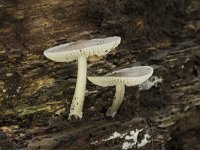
[0,0,200,150]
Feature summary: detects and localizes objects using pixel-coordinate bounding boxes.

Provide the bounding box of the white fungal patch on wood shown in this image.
[90,128,151,149]
[124,129,143,141]
[139,76,163,91]
[102,132,126,141]
[137,134,151,148]
[16,86,21,93]
[122,129,143,150]
[122,142,135,150]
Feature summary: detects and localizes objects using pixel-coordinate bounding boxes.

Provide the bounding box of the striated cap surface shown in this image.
[88,66,153,87]
[44,36,121,62]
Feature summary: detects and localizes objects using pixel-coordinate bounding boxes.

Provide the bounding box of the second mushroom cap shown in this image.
[88,66,154,87]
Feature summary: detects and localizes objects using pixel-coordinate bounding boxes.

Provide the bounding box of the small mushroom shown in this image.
[88,66,153,117]
[44,36,121,119]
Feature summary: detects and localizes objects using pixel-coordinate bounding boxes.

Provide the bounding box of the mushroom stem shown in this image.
[106,84,125,117]
[69,55,87,119]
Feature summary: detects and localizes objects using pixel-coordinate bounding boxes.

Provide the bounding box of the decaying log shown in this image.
[0,0,200,149]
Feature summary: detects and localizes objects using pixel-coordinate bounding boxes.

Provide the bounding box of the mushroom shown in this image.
[44,36,121,119]
[88,66,153,117]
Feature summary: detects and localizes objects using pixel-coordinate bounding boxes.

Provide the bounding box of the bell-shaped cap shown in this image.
[88,66,153,87]
[44,36,121,62]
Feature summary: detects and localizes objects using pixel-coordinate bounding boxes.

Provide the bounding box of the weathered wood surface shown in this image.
[0,0,96,53]
[0,0,200,150]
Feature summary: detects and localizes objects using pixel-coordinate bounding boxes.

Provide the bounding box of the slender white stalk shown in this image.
[69,55,87,119]
[106,84,125,117]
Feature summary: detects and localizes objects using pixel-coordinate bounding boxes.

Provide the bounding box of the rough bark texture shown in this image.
[0,0,93,53]
[0,0,200,150]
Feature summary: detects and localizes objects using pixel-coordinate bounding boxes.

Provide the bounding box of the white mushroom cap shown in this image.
[88,66,153,87]
[44,36,121,62]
